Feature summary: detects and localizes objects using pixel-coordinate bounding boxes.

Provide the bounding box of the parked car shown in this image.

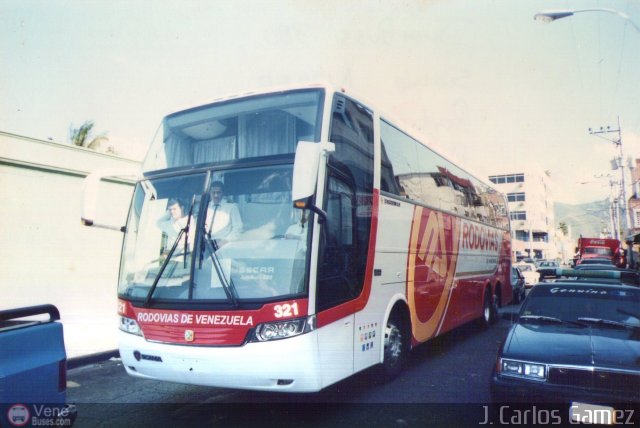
[510,266,526,304]
[514,262,540,288]
[491,274,640,407]
[0,305,76,427]
[536,260,560,280]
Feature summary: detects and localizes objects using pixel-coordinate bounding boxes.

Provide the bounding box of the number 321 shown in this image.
[274,303,299,318]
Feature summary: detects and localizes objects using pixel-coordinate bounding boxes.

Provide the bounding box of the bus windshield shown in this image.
[119,164,310,304]
[142,88,324,172]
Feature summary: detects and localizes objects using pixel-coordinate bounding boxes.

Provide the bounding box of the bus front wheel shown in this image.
[379,311,409,381]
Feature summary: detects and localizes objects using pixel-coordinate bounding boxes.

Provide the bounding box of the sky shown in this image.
[2,0,640,205]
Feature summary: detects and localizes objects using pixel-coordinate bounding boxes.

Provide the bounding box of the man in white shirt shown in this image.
[205,181,243,244]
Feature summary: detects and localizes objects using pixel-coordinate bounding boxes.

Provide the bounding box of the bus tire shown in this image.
[491,290,500,324]
[478,288,495,328]
[379,309,409,382]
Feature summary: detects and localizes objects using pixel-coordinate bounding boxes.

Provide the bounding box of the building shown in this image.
[0,131,141,357]
[488,167,557,261]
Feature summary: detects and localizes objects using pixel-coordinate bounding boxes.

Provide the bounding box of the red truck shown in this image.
[573,237,626,268]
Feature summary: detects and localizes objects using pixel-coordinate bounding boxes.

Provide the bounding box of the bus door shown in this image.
[315,94,375,384]
[315,173,357,384]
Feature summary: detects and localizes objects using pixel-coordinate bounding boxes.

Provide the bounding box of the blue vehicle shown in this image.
[0,304,76,426]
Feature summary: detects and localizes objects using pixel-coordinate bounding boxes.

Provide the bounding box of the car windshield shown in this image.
[585,247,613,256]
[575,264,616,270]
[521,285,640,326]
[119,165,310,303]
[579,258,613,265]
[517,265,533,272]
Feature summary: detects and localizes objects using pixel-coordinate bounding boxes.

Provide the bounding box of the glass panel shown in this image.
[143,89,323,172]
[119,165,310,302]
[119,173,207,300]
[380,121,421,200]
[523,287,640,324]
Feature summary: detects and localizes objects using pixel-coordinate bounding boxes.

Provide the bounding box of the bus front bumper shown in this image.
[118,330,324,392]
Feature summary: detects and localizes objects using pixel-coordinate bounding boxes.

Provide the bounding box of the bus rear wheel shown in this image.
[479,288,498,328]
[380,312,408,381]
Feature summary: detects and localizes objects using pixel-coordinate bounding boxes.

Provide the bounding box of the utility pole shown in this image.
[589,117,630,240]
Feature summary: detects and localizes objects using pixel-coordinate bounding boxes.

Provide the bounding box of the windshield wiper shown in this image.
[143,197,196,307]
[143,228,186,307]
[519,315,584,326]
[199,228,239,308]
[577,317,640,330]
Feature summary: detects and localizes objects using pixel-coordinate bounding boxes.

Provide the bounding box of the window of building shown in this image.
[507,192,525,202]
[509,211,527,220]
[489,174,525,184]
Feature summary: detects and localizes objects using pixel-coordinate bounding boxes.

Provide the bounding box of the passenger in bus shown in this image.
[204,181,243,244]
[157,198,189,242]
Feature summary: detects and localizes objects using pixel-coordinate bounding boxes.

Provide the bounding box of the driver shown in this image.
[204,181,243,244]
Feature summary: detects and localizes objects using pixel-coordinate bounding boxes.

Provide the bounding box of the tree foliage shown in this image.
[69,121,109,150]
[558,221,568,236]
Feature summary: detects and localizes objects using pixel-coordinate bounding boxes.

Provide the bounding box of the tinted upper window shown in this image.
[143,89,324,172]
[380,120,509,229]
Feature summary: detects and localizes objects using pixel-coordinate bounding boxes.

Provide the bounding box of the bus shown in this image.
[82,83,512,392]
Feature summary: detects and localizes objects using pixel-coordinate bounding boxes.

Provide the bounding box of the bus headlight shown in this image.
[500,359,546,381]
[119,315,143,336]
[251,315,315,342]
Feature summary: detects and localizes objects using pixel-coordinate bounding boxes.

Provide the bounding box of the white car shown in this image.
[514,262,540,288]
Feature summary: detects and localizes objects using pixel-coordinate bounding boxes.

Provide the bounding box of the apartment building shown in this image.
[488,167,557,261]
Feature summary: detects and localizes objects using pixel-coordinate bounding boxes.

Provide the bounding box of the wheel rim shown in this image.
[483,296,491,322]
[384,322,402,367]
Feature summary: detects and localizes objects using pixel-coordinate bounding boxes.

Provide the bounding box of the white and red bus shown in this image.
[83,84,511,392]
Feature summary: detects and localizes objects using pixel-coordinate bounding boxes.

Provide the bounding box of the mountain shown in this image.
[555,200,612,238]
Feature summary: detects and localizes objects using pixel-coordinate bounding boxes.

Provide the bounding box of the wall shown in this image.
[0,132,141,357]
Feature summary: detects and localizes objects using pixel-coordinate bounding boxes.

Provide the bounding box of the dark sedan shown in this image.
[491,278,640,410]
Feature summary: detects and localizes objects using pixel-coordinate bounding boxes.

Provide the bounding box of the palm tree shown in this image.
[69,121,109,150]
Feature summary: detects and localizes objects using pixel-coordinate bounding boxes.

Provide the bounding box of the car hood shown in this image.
[503,323,640,371]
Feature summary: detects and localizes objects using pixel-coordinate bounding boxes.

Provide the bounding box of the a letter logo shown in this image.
[407,207,460,342]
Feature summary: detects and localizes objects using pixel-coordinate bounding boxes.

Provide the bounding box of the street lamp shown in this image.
[534,8,640,33]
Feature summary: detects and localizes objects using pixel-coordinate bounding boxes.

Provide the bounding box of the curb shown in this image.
[67,350,120,370]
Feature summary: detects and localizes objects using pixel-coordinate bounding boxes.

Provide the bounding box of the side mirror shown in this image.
[291,141,335,223]
[82,168,139,232]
